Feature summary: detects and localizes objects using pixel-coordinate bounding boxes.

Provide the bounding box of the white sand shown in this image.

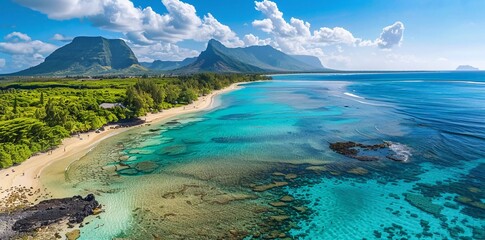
[0,82,244,200]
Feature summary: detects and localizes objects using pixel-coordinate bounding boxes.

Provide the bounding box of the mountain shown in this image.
[456,65,479,71]
[177,39,327,73]
[291,55,324,69]
[10,36,146,76]
[142,57,197,71]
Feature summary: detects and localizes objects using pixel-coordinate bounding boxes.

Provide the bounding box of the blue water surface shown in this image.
[75,72,485,239]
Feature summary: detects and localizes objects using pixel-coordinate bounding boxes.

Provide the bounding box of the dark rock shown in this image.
[329,141,391,161]
[11,194,100,233]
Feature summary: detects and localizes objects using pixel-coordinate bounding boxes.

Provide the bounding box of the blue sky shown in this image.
[1,0,484,73]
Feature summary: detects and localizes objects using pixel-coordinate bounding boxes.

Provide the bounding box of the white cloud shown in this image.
[376,21,404,49]
[52,33,73,42]
[15,0,243,48]
[5,32,32,42]
[312,27,358,45]
[130,42,199,62]
[0,58,5,68]
[0,32,58,68]
[251,0,405,59]
[253,0,314,39]
[252,19,273,33]
[244,34,272,46]
[13,0,104,20]
[251,0,364,57]
[196,14,244,47]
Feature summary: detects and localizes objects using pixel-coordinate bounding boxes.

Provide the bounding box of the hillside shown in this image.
[10,36,147,76]
[291,55,324,69]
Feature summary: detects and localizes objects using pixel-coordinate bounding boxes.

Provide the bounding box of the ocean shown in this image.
[55,72,484,239]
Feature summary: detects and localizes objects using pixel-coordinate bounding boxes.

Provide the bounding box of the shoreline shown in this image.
[0,82,245,201]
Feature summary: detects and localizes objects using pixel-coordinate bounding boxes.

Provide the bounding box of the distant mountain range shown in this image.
[7,37,328,76]
[175,39,326,73]
[456,65,479,71]
[141,57,197,71]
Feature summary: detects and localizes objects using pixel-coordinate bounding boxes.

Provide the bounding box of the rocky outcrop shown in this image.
[3,194,99,234]
[329,141,395,161]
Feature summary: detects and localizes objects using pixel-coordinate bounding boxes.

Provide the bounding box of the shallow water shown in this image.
[51,72,484,239]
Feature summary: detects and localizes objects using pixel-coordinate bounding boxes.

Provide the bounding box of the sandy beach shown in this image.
[0,82,244,202]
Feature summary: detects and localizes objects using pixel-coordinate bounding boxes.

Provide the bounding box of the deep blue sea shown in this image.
[63,72,485,239]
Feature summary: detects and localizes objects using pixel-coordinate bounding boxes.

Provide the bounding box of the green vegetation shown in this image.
[0,73,269,168]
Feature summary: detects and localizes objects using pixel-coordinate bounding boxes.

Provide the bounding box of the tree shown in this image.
[165,85,181,104]
[125,86,153,116]
[40,92,44,105]
[44,99,69,127]
[0,147,12,168]
[13,96,18,114]
[180,88,198,104]
[134,79,165,110]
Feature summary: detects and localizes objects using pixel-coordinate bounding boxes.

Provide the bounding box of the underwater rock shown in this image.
[252,182,288,192]
[284,173,298,180]
[404,193,443,217]
[467,187,481,193]
[472,226,485,239]
[211,193,258,205]
[455,196,473,204]
[455,196,485,210]
[8,194,99,233]
[280,196,295,202]
[292,206,307,213]
[444,202,459,209]
[305,166,327,172]
[165,120,180,125]
[270,215,290,222]
[272,172,286,176]
[388,193,400,200]
[66,229,81,240]
[347,167,369,175]
[269,202,288,207]
[117,168,139,176]
[329,171,341,176]
[161,144,187,156]
[134,161,159,174]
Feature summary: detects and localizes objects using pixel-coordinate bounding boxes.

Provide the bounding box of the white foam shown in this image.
[464,81,485,85]
[344,92,365,99]
[387,142,412,162]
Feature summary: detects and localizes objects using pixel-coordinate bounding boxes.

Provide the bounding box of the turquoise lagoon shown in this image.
[55,72,484,239]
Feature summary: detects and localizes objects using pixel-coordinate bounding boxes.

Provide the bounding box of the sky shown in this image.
[0,0,484,73]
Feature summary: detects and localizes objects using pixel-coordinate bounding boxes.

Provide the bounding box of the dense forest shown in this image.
[0,73,269,168]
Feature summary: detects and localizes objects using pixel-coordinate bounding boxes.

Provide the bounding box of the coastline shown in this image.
[0,82,245,201]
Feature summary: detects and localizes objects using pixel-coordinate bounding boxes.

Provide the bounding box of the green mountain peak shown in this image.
[11,36,145,76]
